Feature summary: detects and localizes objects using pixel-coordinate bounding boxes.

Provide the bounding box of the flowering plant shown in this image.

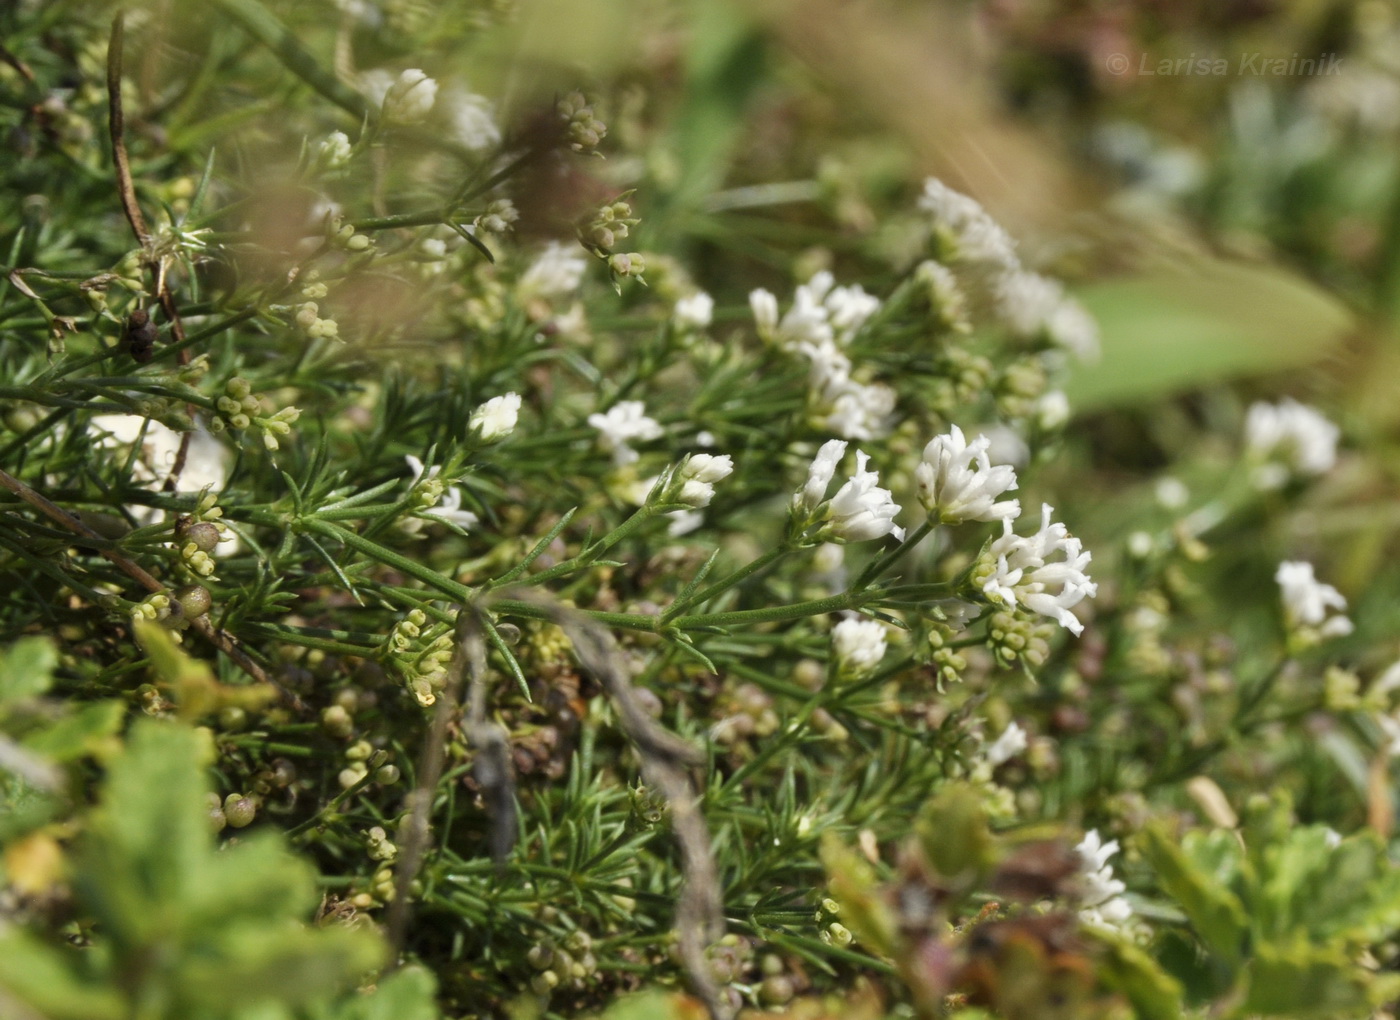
[2,4,1399,1020]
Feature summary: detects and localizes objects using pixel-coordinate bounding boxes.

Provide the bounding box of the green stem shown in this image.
[303,518,474,603]
[853,520,932,591]
[662,543,791,622]
[209,0,373,122]
[673,591,863,630]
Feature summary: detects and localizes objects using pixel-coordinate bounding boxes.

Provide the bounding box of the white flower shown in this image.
[996,271,1063,336]
[831,617,887,677]
[1045,297,1100,361]
[674,291,714,330]
[588,400,663,466]
[520,241,588,300]
[357,69,395,107]
[474,199,518,235]
[819,381,897,441]
[1245,398,1339,487]
[995,272,1100,360]
[445,88,501,151]
[984,721,1027,767]
[382,69,438,125]
[90,415,228,495]
[667,509,705,537]
[978,504,1096,636]
[918,178,1020,272]
[318,131,352,169]
[1276,561,1352,640]
[915,425,1021,525]
[89,414,230,532]
[1076,830,1132,930]
[751,271,881,349]
[823,451,905,543]
[1034,390,1071,431]
[749,288,779,336]
[426,486,480,529]
[469,392,521,442]
[914,260,969,331]
[667,453,734,508]
[794,439,849,519]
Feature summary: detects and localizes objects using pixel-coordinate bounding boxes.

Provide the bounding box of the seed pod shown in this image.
[374,764,400,785]
[173,584,212,619]
[175,517,221,554]
[122,308,159,363]
[223,794,256,828]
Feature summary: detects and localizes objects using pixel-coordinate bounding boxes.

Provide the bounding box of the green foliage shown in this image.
[0,718,435,1020]
[1140,806,1400,1016]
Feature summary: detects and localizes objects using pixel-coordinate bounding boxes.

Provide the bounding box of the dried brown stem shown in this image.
[503,590,731,1020]
[106,14,151,247]
[385,609,471,957]
[0,44,35,83]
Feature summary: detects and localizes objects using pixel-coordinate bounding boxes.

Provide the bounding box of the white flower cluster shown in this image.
[1076,830,1133,930]
[793,439,904,544]
[750,272,893,440]
[588,400,664,466]
[1276,560,1352,644]
[978,504,1098,637]
[664,453,734,509]
[918,179,1020,272]
[831,617,888,678]
[916,424,1020,525]
[444,87,501,151]
[673,291,714,331]
[918,178,1099,360]
[380,69,438,125]
[520,242,588,301]
[90,414,228,500]
[750,270,880,348]
[1245,398,1339,489]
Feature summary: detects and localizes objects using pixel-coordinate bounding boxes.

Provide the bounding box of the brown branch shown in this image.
[106,13,150,247]
[0,467,289,702]
[385,608,470,957]
[503,590,732,1020]
[0,44,35,83]
[107,13,194,487]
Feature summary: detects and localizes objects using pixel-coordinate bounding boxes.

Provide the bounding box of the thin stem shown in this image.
[663,543,791,622]
[853,520,933,591]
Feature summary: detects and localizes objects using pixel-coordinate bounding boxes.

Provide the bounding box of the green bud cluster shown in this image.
[581,194,639,253]
[558,91,607,154]
[926,625,969,688]
[380,609,455,706]
[985,610,1053,670]
[712,682,780,746]
[365,825,398,862]
[928,346,994,417]
[995,354,1049,420]
[526,930,600,997]
[474,199,519,235]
